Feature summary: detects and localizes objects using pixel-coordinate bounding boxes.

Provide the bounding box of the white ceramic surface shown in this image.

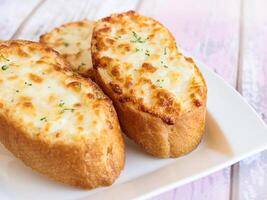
[0,60,266,200]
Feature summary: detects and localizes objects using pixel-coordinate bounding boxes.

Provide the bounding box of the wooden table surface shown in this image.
[1,0,266,199]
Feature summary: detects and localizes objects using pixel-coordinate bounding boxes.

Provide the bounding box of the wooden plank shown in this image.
[138,0,240,86]
[12,0,140,41]
[137,0,241,199]
[232,0,267,199]
[0,0,42,40]
[153,170,231,200]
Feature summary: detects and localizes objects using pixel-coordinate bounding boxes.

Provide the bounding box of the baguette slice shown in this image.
[40,20,95,79]
[0,40,124,188]
[92,11,207,158]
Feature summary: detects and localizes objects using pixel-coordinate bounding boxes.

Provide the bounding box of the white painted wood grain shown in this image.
[138,0,241,199]
[233,1,267,200]
[0,0,41,40]
[12,0,140,41]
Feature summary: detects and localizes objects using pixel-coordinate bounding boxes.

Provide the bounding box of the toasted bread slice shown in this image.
[0,40,124,188]
[92,11,207,158]
[40,20,94,79]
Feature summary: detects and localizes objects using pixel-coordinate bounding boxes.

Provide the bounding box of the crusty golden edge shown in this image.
[94,70,206,158]
[0,113,125,188]
[0,40,125,188]
[0,40,73,72]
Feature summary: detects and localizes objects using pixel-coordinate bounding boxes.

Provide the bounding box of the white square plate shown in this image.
[0,60,266,200]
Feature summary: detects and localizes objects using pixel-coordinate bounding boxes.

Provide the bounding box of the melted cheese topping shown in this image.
[0,41,114,143]
[92,11,206,124]
[40,20,94,78]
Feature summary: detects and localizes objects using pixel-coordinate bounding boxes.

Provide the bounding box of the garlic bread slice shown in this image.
[92,11,207,158]
[0,40,124,188]
[40,20,94,79]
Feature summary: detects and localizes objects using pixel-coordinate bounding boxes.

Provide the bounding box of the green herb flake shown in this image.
[15,90,20,93]
[40,117,47,122]
[77,82,82,89]
[24,82,32,86]
[156,79,164,83]
[72,72,79,78]
[161,60,168,68]
[77,62,86,71]
[1,65,8,71]
[145,50,150,56]
[156,79,164,88]
[59,101,65,107]
[115,35,121,39]
[130,31,148,43]
[60,108,75,114]
[0,55,10,61]
[135,48,140,52]
[164,48,167,55]
[64,42,69,47]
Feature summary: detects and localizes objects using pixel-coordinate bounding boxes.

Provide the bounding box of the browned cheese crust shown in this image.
[92,11,207,158]
[0,40,125,188]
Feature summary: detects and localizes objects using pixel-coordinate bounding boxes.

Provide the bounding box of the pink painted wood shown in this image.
[138,0,241,199]
[233,0,267,199]
[12,0,140,41]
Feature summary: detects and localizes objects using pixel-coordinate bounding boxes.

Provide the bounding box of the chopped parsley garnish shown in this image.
[72,72,79,78]
[156,79,164,88]
[24,82,32,86]
[156,79,164,83]
[130,31,148,43]
[115,35,121,39]
[64,42,69,47]
[1,65,8,71]
[161,61,168,68]
[40,117,47,122]
[77,62,86,71]
[0,55,9,61]
[145,50,150,56]
[77,82,82,89]
[164,48,167,55]
[60,108,75,114]
[16,90,20,93]
[59,101,75,114]
[59,101,65,107]
[135,48,140,52]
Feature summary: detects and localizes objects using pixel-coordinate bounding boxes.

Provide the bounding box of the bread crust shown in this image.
[0,113,125,188]
[94,70,206,158]
[92,11,207,158]
[0,40,125,188]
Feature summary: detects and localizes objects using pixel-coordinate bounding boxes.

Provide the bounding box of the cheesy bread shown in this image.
[92,11,207,158]
[0,40,124,188]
